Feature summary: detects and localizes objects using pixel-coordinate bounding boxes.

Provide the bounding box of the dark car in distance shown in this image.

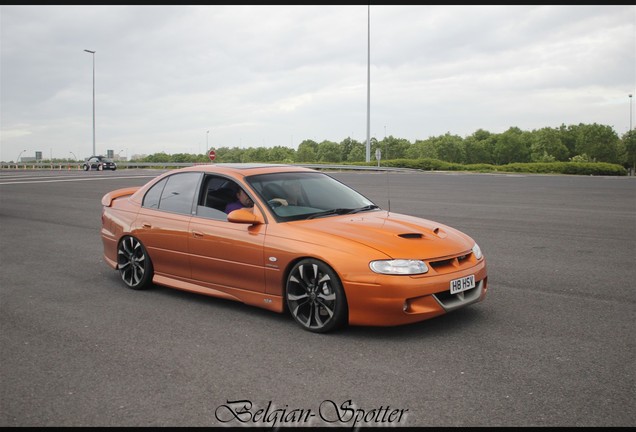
[83,156,117,171]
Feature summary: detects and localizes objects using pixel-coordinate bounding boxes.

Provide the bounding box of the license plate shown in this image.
[450,274,475,294]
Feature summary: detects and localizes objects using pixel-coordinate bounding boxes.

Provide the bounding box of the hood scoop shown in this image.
[398,233,424,239]
[398,227,447,240]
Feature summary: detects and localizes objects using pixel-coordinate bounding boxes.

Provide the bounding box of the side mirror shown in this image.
[227,208,264,225]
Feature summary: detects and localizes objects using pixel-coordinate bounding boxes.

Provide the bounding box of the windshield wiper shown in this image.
[306,205,380,220]
[306,208,354,220]
[345,204,381,214]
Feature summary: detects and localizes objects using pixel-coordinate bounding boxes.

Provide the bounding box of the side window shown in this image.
[157,172,201,214]
[194,175,239,220]
[143,178,167,209]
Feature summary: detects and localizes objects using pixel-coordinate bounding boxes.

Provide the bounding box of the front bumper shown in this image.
[343,259,487,326]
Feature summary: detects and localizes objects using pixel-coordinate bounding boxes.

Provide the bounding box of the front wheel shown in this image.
[117,236,154,290]
[286,259,348,333]
[83,164,89,171]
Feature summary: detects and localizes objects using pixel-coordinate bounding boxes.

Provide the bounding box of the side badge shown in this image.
[266,256,279,270]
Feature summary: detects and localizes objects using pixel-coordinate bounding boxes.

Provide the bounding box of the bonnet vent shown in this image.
[398,233,424,239]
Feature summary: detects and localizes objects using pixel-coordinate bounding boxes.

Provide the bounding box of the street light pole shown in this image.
[630,94,633,131]
[365,5,371,163]
[84,49,96,156]
[69,151,77,161]
[384,125,387,160]
[206,130,210,152]
[17,149,26,163]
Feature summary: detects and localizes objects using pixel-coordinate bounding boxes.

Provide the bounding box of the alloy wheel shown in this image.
[286,259,347,333]
[117,236,153,289]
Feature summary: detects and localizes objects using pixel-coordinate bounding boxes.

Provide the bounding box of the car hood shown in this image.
[292,210,474,259]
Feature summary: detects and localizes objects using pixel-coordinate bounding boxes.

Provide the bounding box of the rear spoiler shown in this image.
[101,187,141,207]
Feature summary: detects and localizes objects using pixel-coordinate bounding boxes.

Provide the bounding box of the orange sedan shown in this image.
[101,164,487,333]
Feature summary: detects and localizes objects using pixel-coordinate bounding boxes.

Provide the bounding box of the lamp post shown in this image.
[17,149,26,163]
[206,130,210,152]
[630,94,633,131]
[69,151,77,161]
[365,4,371,162]
[84,49,96,156]
[384,125,388,160]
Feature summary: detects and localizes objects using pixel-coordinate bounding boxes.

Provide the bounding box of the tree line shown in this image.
[140,122,634,169]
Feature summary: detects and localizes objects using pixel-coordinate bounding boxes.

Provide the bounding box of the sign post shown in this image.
[208,149,216,162]
[375,148,381,167]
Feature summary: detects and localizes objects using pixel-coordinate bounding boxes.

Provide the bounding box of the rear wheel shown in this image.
[83,164,89,171]
[286,258,348,333]
[98,164,103,171]
[117,236,153,290]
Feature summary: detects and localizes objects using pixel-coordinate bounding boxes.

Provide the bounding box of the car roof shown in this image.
[175,163,318,179]
[128,163,319,205]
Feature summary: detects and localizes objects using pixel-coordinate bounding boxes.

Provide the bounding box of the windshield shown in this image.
[246,172,380,222]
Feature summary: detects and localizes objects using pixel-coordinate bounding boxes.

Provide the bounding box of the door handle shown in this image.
[192,231,204,238]
[142,222,152,229]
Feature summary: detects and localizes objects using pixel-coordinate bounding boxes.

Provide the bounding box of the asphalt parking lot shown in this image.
[1,168,634,427]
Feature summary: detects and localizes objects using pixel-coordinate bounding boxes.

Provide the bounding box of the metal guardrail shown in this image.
[0,162,190,170]
[0,161,419,173]
[0,162,86,170]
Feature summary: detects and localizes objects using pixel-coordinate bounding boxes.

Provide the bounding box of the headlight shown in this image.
[472,243,483,260]
[370,259,428,275]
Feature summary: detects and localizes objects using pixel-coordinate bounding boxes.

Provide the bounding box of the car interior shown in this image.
[194,176,240,220]
[205,186,237,212]
[262,183,288,203]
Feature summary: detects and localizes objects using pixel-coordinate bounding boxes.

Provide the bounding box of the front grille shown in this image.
[429,258,455,269]
[427,251,474,274]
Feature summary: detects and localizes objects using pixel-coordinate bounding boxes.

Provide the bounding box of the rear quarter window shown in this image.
[142,178,167,209]
[156,172,201,214]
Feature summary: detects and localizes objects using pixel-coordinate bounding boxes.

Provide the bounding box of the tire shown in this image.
[98,164,103,171]
[286,258,348,333]
[117,236,154,290]
[83,164,89,171]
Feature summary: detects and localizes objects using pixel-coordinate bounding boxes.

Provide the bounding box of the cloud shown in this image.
[1,5,634,161]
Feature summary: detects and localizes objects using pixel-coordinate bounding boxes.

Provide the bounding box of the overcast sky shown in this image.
[1,5,635,162]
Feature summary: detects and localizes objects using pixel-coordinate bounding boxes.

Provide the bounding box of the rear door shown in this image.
[133,172,202,279]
